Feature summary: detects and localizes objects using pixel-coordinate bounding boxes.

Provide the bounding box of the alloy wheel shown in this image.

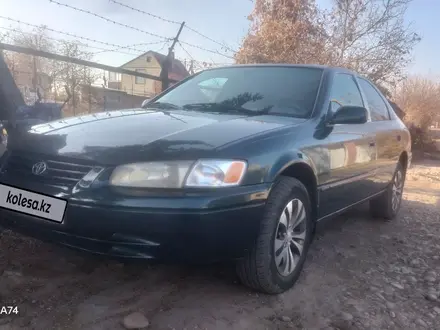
[273,199,307,277]
[392,169,404,212]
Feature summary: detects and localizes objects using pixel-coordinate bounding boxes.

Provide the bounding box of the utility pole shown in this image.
[161,21,185,92]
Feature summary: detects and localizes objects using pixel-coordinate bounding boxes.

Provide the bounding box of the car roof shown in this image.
[203,63,356,75]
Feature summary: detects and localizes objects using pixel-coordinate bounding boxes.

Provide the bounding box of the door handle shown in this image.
[369,141,376,147]
[397,135,401,141]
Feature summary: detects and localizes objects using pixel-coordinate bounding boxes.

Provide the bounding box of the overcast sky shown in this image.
[0,0,439,78]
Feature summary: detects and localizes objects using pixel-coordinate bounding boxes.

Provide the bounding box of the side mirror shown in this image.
[329,106,368,125]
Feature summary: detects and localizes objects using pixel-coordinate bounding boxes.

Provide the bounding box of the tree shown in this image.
[3,26,98,114]
[0,30,9,42]
[236,0,420,87]
[55,40,96,115]
[11,26,53,53]
[393,76,440,130]
[392,76,440,151]
[9,26,56,101]
[235,0,332,64]
[327,0,421,86]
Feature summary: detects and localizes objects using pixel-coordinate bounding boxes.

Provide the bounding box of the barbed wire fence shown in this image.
[0,1,236,118]
[0,41,172,117]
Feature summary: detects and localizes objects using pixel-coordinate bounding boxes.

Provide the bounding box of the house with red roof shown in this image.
[108,50,189,98]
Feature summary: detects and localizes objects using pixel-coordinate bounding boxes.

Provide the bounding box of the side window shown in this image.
[358,78,390,121]
[329,74,364,114]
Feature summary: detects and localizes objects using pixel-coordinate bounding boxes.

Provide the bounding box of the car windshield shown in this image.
[145,66,323,118]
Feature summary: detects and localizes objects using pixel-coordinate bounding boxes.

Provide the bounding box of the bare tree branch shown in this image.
[236,0,420,86]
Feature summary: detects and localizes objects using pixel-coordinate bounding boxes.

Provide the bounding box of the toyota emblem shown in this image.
[32,161,48,175]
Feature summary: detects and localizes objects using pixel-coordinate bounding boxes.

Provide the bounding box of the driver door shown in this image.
[318,73,377,218]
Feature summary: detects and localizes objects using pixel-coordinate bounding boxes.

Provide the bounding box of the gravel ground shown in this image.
[0,160,439,330]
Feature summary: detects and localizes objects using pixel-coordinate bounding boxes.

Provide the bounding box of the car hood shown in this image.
[9,109,306,164]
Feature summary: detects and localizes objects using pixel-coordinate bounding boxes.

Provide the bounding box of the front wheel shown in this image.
[369,162,406,220]
[236,176,313,294]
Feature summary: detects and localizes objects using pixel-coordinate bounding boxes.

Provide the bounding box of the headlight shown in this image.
[109,161,193,188]
[109,159,247,188]
[185,160,247,187]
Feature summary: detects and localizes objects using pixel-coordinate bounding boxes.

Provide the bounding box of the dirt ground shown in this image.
[0,160,439,330]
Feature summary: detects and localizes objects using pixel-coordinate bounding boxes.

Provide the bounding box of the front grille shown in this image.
[3,151,94,188]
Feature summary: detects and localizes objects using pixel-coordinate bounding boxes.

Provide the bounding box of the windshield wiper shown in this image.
[182,102,270,116]
[141,102,186,123]
[143,101,180,110]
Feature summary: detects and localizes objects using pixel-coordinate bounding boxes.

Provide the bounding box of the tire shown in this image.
[369,162,406,220]
[236,176,314,294]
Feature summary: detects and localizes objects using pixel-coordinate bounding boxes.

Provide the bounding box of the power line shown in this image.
[0,42,179,83]
[177,43,196,74]
[91,40,166,55]
[109,0,180,25]
[156,41,170,54]
[184,26,237,53]
[1,25,171,58]
[49,0,172,41]
[108,0,237,53]
[179,40,235,59]
[0,26,139,56]
[0,16,150,54]
[178,41,195,61]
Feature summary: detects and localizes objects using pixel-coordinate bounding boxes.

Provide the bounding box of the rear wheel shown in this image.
[369,162,406,220]
[236,176,313,294]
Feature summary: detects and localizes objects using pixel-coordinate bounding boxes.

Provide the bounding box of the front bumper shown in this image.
[0,183,270,262]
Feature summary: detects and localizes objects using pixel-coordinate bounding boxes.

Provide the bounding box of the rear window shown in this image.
[155,66,323,118]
